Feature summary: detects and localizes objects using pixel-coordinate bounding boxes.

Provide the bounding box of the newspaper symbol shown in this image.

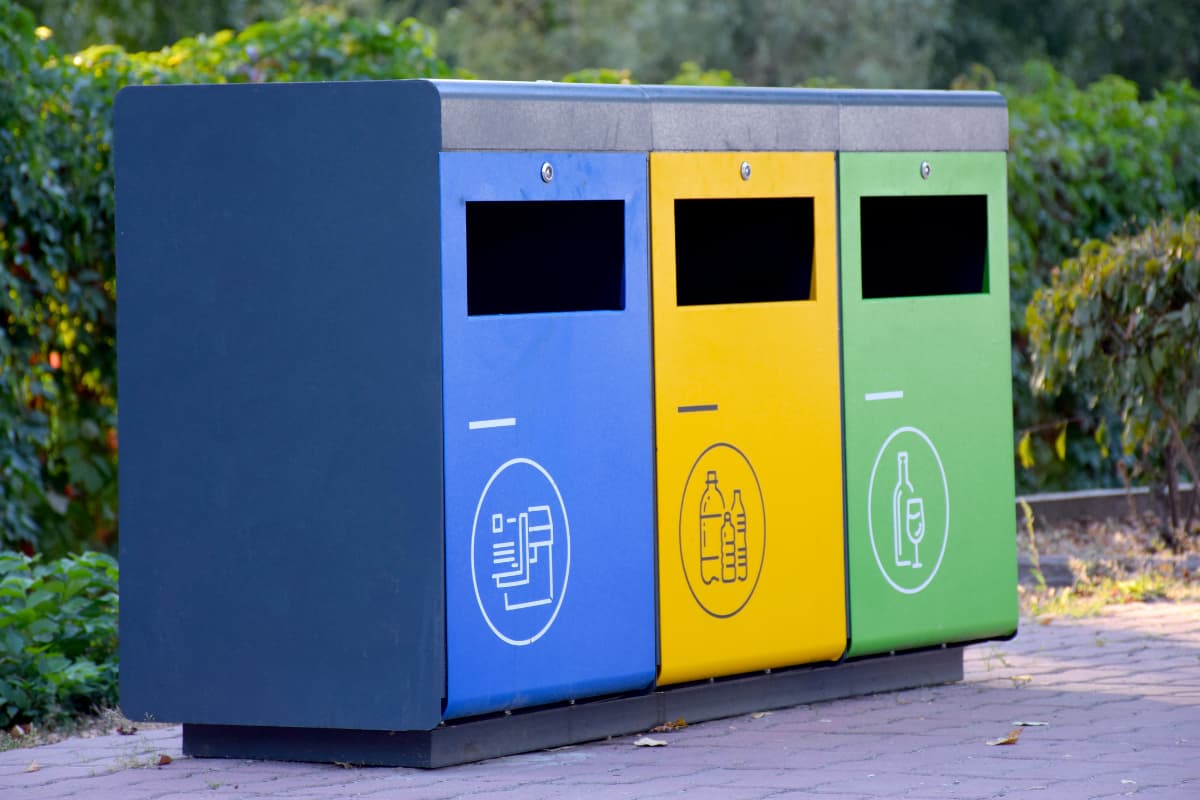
[490,505,555,611]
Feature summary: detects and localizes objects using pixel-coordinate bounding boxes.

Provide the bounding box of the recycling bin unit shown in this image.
[836,98,1018,657]
[117,80,1017,767]
[116,81,657,759]
[645,90,848,685]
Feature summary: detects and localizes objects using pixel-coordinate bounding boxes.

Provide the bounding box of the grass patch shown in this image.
[1020,569,1200,619]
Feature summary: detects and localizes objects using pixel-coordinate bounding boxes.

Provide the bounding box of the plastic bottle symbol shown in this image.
[720,511,736,583]
[731,489,748,581]
[699,470,724,585]
[892,451,925,569]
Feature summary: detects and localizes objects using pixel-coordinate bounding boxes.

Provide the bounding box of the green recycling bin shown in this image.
[839,146,1017,658]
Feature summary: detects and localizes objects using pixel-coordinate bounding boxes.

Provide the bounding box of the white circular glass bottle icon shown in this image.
[868,427,948,594]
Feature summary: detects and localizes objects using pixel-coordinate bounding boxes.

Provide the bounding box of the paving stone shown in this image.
[2,602,1199,798]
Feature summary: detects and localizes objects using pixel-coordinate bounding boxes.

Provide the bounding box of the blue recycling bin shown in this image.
[439,151,655,718]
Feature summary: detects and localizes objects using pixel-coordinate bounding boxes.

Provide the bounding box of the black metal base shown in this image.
[184,646,963,768]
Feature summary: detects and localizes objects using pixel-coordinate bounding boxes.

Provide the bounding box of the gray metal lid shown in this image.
[834,90,1008,152]
[429,80,653,152]
[640,85,840,151]
[401,80,1007,153]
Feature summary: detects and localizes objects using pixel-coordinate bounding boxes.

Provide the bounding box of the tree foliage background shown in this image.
[4,0,1200,556]
[1,0,457,557]
[20,1,1200,90]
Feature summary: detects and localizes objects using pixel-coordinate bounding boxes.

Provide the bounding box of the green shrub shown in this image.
[1,2,459,557]
[1004,62,1200,491]
[560,67,634,84]
[560,61,741,86]
[2,0,119,557]
[0,551,119,727]
[69,6,463,85]
[1027,212,1200,546]
[665,61,742,87]
[1007,63,1200,300]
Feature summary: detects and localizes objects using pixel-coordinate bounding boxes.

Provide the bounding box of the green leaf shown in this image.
[1093,419,1110,459]
[1186,388,1200,426]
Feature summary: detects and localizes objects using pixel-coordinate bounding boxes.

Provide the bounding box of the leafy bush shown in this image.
[1,2,459,556]
[1004,62,1200,491]
[69,6,463,85]
[0,551,119,727]
[665,61,741,87]
[560,62,740,86]
[560,67,634,84]
[1027,212,1200,546]
[2,0,119,557]
[1008,63,1200,298]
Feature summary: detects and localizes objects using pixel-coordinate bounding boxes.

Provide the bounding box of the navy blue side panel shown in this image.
[116,81,445,731]
[440,152,656,719]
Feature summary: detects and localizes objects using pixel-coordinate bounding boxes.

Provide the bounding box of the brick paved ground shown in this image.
[3,602,1198,799]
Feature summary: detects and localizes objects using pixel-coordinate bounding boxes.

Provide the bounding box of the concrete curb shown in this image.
[1017,484,1196,526]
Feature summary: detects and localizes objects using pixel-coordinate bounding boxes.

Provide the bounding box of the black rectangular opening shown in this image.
[674,197,814,306]
[860,195,988,299]
[466,200,625,315]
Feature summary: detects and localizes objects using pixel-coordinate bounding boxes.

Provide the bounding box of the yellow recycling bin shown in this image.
[651,152,846,685]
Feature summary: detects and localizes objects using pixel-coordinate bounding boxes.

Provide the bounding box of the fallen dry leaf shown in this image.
[1010,674,1034,687]
[985,728,1022,746]
[116,724,137,736]
[10,724,25,738]
[649,718,687,733]
[633,736,668,747]
[1013,721,1049,727]
[750,712,771,720]
[25,761,40,773]
[156,754,172,766]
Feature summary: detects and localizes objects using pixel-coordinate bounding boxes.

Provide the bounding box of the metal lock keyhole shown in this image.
[920,161,932,180]
[740,161,752,181]
[541,161,554,183]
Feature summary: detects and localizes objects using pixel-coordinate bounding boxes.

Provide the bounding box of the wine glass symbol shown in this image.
[905,497,926,568]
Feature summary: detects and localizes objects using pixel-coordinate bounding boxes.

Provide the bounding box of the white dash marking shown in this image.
[865,391,904,402]
[468,417,517,430]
